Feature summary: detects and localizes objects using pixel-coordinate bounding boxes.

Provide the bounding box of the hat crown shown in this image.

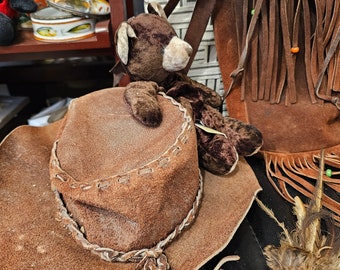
[50,87,200,252]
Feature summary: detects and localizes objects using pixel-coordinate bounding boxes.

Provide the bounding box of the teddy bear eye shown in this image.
[152,33,172,45]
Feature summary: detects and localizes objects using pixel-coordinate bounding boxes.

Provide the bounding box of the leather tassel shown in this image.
[263,147,340,225]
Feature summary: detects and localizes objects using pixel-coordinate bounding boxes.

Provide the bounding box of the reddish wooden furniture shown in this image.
[0,0,134,61]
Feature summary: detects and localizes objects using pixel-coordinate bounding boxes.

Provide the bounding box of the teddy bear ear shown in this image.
[147,2,167,19]
[115,22,137,65]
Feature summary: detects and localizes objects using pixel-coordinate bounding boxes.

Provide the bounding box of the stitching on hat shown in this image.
[51,159,58,168]
[171,146,181,156]
[52,93,194,193]
[70,183,78,189]
[96,180,110,190]
[80,184,92,191]
[50,142,61,168]
[158,91,192,123]
[55,174,66,182]
[138,167,153,175]
[53,170,203,270]
[179,134,189,144]
[117,175,130,184]
[158,157,170,168]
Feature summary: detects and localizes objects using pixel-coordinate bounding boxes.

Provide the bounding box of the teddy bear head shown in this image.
[115,4,193,84]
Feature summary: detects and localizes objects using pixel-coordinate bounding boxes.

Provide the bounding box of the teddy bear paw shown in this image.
[200,107,263,157]
[124,81,163,127]
[221,117,263,157]
[196,128,239,175]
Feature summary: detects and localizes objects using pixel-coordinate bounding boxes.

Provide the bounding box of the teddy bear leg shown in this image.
[201,106,263,157]
[221,117,263,156]
[0,13,16,45]
[9,0,37,13]
[124,81,163,127]
[196,127,239,175]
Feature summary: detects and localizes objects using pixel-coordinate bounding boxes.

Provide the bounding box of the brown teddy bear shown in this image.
[112,2,263,175]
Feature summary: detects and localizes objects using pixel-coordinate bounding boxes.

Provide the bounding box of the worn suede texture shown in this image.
[213,0,340,153]
[0,87,261,269]
[50,87,200,252]
[213,0,340,223]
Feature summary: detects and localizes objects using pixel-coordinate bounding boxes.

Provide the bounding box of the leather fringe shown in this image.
[227,0,340,108]
[263,145,340,225]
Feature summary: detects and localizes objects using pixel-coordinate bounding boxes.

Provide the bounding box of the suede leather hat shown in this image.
[213,0,340,224]
[0,85,261,269]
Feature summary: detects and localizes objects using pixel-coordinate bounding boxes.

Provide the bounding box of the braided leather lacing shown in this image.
[54,171,203,270]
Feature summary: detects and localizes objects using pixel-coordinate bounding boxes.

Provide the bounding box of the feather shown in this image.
[194,122,227,139]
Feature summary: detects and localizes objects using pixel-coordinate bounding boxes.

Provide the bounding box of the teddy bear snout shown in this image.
[162,36,193,72]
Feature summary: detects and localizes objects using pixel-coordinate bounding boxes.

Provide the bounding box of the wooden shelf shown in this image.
[0,0,137,62]
[0,19,113,62]
[0,58,114,83]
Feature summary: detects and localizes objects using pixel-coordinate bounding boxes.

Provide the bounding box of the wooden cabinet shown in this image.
[0,20,112,61]
[0,0,133,62]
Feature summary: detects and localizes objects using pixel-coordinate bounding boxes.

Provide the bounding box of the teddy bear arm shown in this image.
[184,95,263,172]
[218,117,264,156]
[200,105,263,157]
[175,73,223,108]
[124,81,163,127]
[196,128,239,175]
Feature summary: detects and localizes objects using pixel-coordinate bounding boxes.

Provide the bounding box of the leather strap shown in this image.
[302,0,317,103]
[258,0,268,100]
[332,50,340,91]
[279,0,297,105]
[268,0,279,103]
[164,0,217,75]
[315,24,340,109]
[163,0,179,17]
[224,0,264,99]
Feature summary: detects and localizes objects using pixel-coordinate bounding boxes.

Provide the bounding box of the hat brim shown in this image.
[0,120,261,269]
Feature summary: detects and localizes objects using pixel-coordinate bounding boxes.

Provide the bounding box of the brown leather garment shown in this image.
[0,87,261,269]
[213,0,340,224]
